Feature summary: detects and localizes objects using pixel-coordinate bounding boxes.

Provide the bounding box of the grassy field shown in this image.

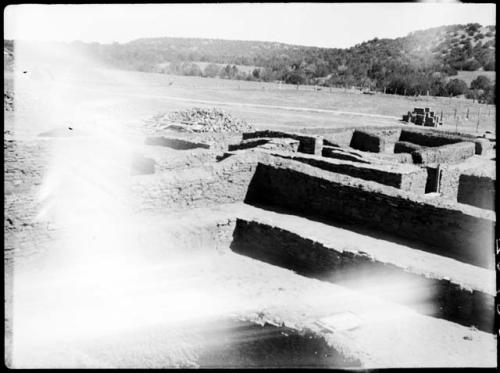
[450,70,496,86]
[5,66,496,137]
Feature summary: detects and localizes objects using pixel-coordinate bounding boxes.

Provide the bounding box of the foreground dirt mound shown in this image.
[148,107,254,133]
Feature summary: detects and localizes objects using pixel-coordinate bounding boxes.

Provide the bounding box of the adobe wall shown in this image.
[244,160,495,269]
[231,219,494,332]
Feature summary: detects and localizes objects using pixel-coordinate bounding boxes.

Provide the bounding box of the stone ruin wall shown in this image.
[244,160,495,269]
[4,138,55,262]
[232,219,494,332]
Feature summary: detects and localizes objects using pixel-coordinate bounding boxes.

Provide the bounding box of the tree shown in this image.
[461,58,481,71]
[445,78,469,96]
[483,60,495,71]
[429,77,448,97]
[481,84,495,104]
[230,65,239,78]
[168,61,182,74]
[203,63,220,78]
[470,75,492,91]
[220,64,237,79]
[260,68,278,82]
[284,71,306,85]
[386,76,408,95]
[181,62,202,76]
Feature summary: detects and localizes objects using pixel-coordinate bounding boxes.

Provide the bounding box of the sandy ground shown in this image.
[6,204,497,368]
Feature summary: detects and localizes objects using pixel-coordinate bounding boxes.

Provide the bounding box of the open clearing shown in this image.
[5,67,495,137]
[450,70,496,86]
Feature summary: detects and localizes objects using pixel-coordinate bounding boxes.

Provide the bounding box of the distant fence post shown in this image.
[476,107,481,132]
[440,110,443,122]
[454,108,457,119]
[466,107,469,119]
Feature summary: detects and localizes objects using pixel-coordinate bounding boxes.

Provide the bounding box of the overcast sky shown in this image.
[4,3,496,48]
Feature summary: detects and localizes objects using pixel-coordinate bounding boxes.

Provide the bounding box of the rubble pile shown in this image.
[402,107,442,127]
[147,107,254,133]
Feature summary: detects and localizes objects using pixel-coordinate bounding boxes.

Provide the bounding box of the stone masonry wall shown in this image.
[4,137,52,194]
[321,146,371,164]
[4,138,56,263]
[399,129,466,147]
[242,130,323,155]
[349,130,385,153]
[411,141,476,164]
[144,136,211,150]
[231,219,494,332]
[130,153,259,212]
[270,152,427,194]
[322,130,355,147]
[244,161,495,269]
[457,174,495,211]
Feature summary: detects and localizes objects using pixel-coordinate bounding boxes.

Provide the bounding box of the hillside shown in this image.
[4,23,495,102]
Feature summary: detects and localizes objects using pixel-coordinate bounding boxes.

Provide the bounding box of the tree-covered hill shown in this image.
[4,23,495,102]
